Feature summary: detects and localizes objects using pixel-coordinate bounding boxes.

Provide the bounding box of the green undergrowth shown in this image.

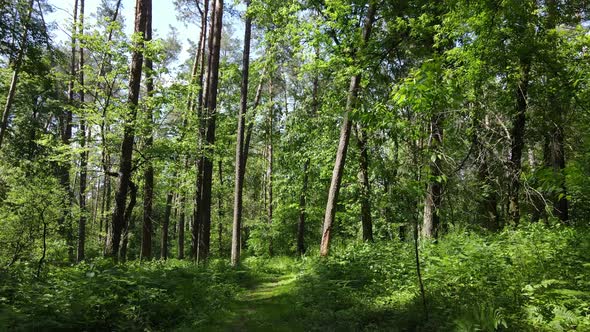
[1,224,589,331]
[290,223,590,331]
[0,259,246,331]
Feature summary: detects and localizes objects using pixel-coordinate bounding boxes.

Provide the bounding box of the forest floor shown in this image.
[2,225,588,331]
[214,268,304,331]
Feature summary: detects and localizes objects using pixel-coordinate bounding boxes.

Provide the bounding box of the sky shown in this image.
[45,0,200,66]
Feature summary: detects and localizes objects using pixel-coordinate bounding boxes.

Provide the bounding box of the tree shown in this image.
[231,0,252,267]
[76,0,88,262]
[0,0,35,148]
[320,0,377,257]
[196,0,223,262]
[141,0,154,260]
[106,0,148,261]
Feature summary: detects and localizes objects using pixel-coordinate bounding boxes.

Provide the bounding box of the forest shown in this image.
[0,0,589,330]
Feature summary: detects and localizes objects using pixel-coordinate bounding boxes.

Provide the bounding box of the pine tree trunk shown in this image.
[217,159,223,256]
[231,0,252,266]
[242,74,265,172]
[160,192,173,259]
[192,0,210,261]
[141,0,154,260]
[267,81,274,256]
[178,193,186,259]
[107,0,147,261]
[196,0,224,263]
[76,0,87,263]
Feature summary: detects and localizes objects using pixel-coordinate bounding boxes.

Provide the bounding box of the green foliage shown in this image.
[1,225,589,331]
[0,259,244,331]
[286,225,590,331]
[0,161,65,267]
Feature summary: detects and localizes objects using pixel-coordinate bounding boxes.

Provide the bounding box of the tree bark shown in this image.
[297,160,309,256]
[107,0,147,261]
[161,191,173,259]
[103,173,112,254]
[550,126,568,221]
[141,0,154,260]
[120,181,138,262]
[242,74,265,173]
[177,193,186,259]
[76,0,87,263]
[231,0,252,266]
[479,155,499,231]
[217,159,223,256]
[320,1,376,256]
[98,0,122,255]
[507,58,530,225]
[545,0,569,223]
[196,0,223,263]
[422,114,443,239]
[297,58,319,256]
[58,0,78,263]
[355,125,373,241]
[267,81,274,256]
[192,0,210,261]
[37,215,48,278]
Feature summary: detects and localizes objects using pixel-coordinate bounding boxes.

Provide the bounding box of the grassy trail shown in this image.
[210,267,304,331]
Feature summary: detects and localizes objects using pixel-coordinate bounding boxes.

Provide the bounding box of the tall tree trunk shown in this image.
[161,191,173,259]
[0,0,34,148]
[107,0,147,261]
[479,155,499,230]
[196,0,224,263]
[57,0,78,263]
[320,1,376,257]
[355,125,373,241]
[507,58,530,225]
[76,0,87,263]
[550,126,568,221]
[242,74,265,172]
[99,173,107,244]
[476,116,499,231]
[192,0,210,261]
[545,0,569,223]
[141,0,154,260]
[99,0,122,256]
[92,178,100,227]
[267,81,274,256]
[422,114,443,239]
[120,181,138,262]
[297,58,319,257]
[231,0,252,266]
[103,173,112,254]
[177,193,186,259]
[217,159,223,256]
[297,160,309,256]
